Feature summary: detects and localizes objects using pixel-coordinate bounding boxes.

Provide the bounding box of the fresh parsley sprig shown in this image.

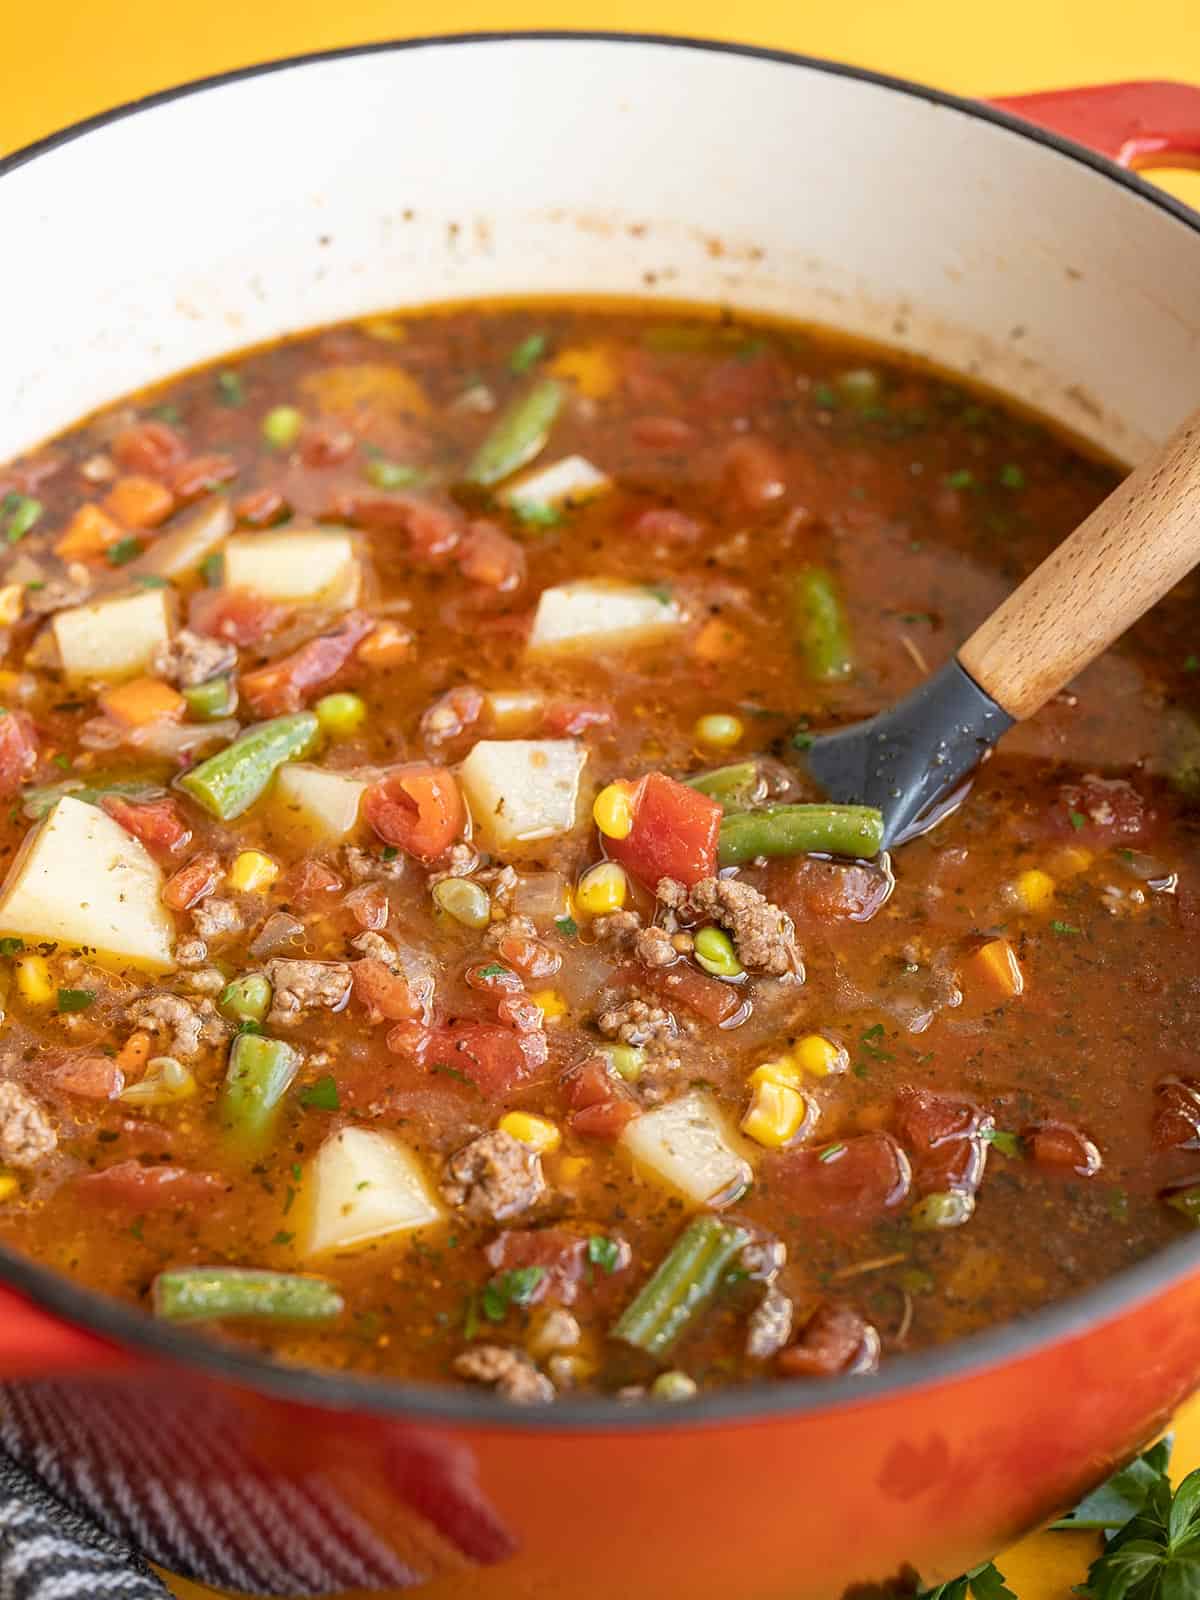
[919,1560,1016,1600]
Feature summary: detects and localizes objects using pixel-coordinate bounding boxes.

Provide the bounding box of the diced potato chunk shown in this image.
[621,1091,753,1208]
[52,587,174,683]
[302,1127,444,1257]
[459,739,587,854]
[498,455,611,512]
[270,763,366,847]
[0,796,174,971]
[485,690,544,734]
[223,531,359,607]
[527,580,683,656]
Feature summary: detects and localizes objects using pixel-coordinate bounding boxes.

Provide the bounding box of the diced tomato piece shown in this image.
[420,685,484,749]
[426,1022,536,1097]
[493,932,560,983]
[171,453,238,501]
[699,353,783,417]
[77,1161,226,1206]
[769,1133,912,1226]
[631,416,694,449]
[606,772,720,890]
[299,423,355,468]
[344,882,388,930]
[778,1303,878,1378]
[1153,1077,1200,1151]
[162,851,222,911]
[465,961,524,995]
[364,765,466,863]
[353,958,429,1024]
[893,1085,990,1198]
[240,611,374,716]
[765,856,893,926]
[1024,1121,1102,1177]
[608,960,742,1027]
[1052,775,1151,848]
[629,508,704,544]
[101,795,191,857]
[327,491,462,563]
[457,521,525,592]
[288,858,344,903]
[51,1056,124,1100]
[542,701,614,738]
[234,486,289,526]
[0,712,39,798]
[725,436,787,508]
[484,1228,593,1305]
[496,992,544,1034]
[563,1057,638,1139]
[189,587,290,647]
[113,421,186,479]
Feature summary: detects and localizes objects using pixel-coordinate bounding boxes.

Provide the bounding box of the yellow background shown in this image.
[5,1,1200,1594]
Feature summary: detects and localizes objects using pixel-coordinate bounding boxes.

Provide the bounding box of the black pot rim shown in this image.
[3,29,1199,1432]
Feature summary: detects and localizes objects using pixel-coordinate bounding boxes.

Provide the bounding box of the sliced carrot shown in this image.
[99,677,186,727]
[693,617,744,662]
[55,502,126,560]
[357,619,415,667]
[115,1030,153,1074]
[971,938,1024,998]
[103,474,175,529]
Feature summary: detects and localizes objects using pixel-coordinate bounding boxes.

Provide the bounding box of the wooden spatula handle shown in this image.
[958,406,1200,720]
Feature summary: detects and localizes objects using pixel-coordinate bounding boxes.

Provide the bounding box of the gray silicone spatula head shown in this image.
[801,660,1012,850]
[796,401,1200,850]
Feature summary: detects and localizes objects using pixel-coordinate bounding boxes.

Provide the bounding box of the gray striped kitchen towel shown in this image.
[0,1452,167,1600]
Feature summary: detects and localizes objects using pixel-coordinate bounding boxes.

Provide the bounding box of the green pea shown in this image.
[315,693,367,737]
[651,1370,698,1401]
[262,405,303,448]
[601,1043,646,1082]
[432,877,491,929]
[692,926,743,979]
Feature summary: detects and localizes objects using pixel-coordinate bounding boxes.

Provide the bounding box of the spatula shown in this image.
[801,405,1200,848]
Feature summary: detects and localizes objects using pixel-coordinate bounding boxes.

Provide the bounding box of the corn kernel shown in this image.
[0,1173,19,1202]
[228,851,279,893]
[1013,868,1056,913]
[0,586,23,627]
[531,988,568,1021]
[1050,845,1093,878]
[793,1033,849,1076]
[14,955,54,1008]
[576,861,628,916]
[742,1079,811,1148]
[547,343,619,398]
[750,1057,802,1091]
[972,938,1024,998]
[593,782,634,840]
[499,1112,562,1154]
[694,713,744,749]
[557,1155,591,1182]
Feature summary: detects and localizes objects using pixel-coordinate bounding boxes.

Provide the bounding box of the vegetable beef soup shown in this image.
[0,301,1195,1402]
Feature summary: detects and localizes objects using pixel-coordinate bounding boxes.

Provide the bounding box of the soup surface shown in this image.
[0,301,1196,1402]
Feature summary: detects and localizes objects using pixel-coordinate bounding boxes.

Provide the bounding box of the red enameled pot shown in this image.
[2,38,1200,1598]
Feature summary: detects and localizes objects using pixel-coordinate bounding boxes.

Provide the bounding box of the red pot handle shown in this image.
[991,81,1200,171]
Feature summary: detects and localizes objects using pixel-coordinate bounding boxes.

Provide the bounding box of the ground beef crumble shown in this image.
[191,898,244,942]
[130,994,226,1058]
[441,1130,545,1221]
[0,1083,56,1167]
[151,628,237,688]
[453,1345,554,1403]
[661,875,800,977]
[264,960,353,1027]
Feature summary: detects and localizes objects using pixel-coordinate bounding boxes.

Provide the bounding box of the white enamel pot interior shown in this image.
[3,33,1200,471]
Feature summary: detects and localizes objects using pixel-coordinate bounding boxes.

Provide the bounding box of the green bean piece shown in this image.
[717,803,884,865]
[791,566,854,681]
[612,1214,749,1358]
[178,712,319,820]
[222,1032,302,1147]
[685,761,763,814]
[463,378,564,487]
[1166,1185,1200,1225]
[219,974,273,1025]
[21,777,165,821]
[153,1267,343,1324]
[182,676,237,722]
